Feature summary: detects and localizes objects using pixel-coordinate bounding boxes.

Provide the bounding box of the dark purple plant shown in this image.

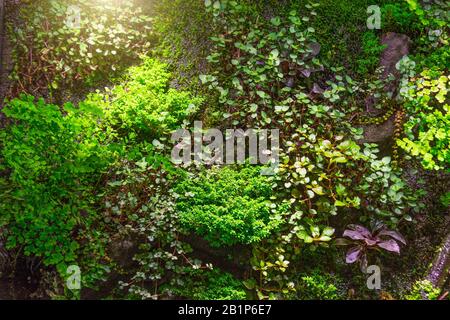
[335,223,406,269]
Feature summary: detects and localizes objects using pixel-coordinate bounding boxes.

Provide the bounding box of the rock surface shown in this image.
[380,33,411,80]
[361,32,411,144]
[0,0,13,111]
[427,232,450,290]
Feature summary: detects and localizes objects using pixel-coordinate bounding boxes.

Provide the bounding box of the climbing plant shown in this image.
[397,56,449,171]
[0,0,447,302]
[195,0,425,300]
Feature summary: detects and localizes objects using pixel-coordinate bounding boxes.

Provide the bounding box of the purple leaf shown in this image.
[301,69,312,78]
[346,246,363,264]
[311,83,324,94]
[378,230,406,245]
[347,224,372,237]
[343,230,366,241]
[309,42,321,57]
[377,240,401,253]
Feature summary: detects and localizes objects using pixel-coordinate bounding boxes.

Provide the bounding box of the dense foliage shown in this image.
[397,66,449,170]
[0,0,448,301]
[7,0,153,98]
[175,166,287,247]
[0,95,113,285]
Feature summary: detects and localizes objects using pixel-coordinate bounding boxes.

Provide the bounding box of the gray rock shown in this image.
[380,32,411,80]
[426,232,450,291]
[109,238,137,268]
[0,0,13,111]
[308,42,321,58]
[359,114,396,144]
[361,33,411,144]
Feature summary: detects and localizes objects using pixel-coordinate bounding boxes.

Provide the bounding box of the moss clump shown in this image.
[168,269,247,300]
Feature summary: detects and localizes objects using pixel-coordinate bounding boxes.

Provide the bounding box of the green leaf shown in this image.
[322,227,335,237]
[243,279,256,290]
[335,200,346,207]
